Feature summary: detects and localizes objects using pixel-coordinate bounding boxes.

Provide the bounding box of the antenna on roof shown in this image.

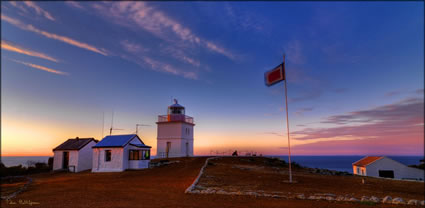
[109,110,124,135]
[136,124,151,135]
[101,111,104,139]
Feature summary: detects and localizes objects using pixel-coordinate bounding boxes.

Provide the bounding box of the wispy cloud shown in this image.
[261,132,285,137]
[66,1,84,10]
[9,1,55,21]
[92,2,235,60]
[1,15,108,56]
[2,40,59,62]
[10,59,68,75]
[385,90,401,97]
[161,45,200,67]
[120,54,198,80]
[23,1,55,21]
[120,40,148,53]
[224,3,265,32]
[293,98,424,141]
[285,40,304,65]
[295,107,314,116]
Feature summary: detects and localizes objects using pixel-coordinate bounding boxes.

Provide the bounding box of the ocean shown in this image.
[1,156,51,167]
[1,156,423,173]
[273,155,424,173]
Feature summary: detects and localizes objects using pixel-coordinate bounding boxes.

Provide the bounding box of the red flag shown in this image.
[265,63,285,86]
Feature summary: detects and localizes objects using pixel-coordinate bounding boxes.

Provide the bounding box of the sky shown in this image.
[1,1,424,156]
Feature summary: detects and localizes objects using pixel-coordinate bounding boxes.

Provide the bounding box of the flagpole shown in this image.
[283,54,293,183]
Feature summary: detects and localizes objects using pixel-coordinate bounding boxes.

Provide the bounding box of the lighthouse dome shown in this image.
[168,99,185,115]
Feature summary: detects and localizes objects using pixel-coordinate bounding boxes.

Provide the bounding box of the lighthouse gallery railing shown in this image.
[158,115,194,124]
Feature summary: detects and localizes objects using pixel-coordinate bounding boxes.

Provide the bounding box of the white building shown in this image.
[352,156,424,180]
[52,137,98,172]
[92,134,151,172]
[156,99,194,158]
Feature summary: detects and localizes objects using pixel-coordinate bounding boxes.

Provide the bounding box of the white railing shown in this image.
[158,115,194,124]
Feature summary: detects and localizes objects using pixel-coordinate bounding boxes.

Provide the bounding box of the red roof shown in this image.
[352,156,383,167]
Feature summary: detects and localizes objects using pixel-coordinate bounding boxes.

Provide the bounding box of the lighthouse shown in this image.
[156,99,194,158]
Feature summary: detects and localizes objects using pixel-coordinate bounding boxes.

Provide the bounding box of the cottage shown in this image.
[52,137,98,172]
[352,156,424,180]
[92,134,151,172]
[156,99,195,158]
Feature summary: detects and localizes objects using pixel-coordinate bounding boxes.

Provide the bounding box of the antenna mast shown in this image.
[136,124,151,135]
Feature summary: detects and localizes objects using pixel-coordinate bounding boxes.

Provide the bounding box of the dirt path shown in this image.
[2,157,420,208]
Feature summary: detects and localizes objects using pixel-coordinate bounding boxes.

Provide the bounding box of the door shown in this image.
[186,142,189,157]
[379,170,394,178]
[63,152,69,169]
[166,142,171,158]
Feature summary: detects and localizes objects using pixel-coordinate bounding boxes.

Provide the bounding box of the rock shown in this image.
[308,196,317,200]
[349,197,359,202]
[382,196,392,204]
[325,196,335,201]
[392,197,406,205]
[335,196,345,201]
[407,199,419,205]
[296,194,305,199]
[191,190,200,194]
[369,196,380,203]
[361,196,369,202]
[343,197,352,201]
[216,190,228,195]
[196,185,206,190]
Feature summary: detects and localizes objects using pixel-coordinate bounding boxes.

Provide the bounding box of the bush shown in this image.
[0,162,51,177]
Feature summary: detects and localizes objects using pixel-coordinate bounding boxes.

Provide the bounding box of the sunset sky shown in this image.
[1,2,423,156]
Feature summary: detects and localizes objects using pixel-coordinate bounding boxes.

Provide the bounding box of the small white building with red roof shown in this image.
[352,156,424,181]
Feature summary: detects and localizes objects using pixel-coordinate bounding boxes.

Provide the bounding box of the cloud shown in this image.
[224,3,265,32]
[23,1,55,21]
[285,40,304,65]
[1,40,59,62]
[292,98,424,141]
[1,15,108,56]
[385,90,401,97]
[120,55,198,80]
[120,40,148,53]
[261,132,285,137]
[66,1,84,9]
[295,107,314,116]
[161,45,200,67]
[92,2,235,60]
[10,59,68,75]
[9,1,55,21]
[415,89,424,95]
[333,88,348,94]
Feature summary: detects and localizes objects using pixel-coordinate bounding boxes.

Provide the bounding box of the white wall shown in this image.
[364,157,424,180]
[53,150,78,172]
[53,151,62,171]
[76,140,96,172]
[92,148,124,172]
[157,122,194,158]
[92,136,151,172]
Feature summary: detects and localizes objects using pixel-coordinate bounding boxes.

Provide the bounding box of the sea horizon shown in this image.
[2,155,423,173]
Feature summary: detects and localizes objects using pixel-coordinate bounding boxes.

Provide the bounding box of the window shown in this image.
[105,150,111,162]
[142,150,150,160]
[129,150,140,160]
[129,150,150,160]
[357,167,360,175]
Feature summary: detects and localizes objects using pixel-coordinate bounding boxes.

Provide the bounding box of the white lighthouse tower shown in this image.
[156,99,194,158]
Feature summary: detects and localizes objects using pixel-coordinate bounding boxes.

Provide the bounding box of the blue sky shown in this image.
[1,1,423,156]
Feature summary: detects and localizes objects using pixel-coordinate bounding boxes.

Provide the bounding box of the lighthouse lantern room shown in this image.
[156,99,194,158]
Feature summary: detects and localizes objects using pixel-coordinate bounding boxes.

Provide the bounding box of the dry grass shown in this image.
[1,156,422,208]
